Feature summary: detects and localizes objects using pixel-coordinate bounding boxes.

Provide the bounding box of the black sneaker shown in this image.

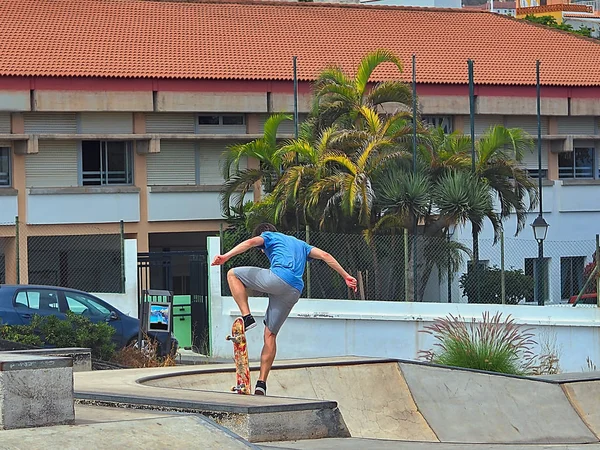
[243,314,256,331]
[254,380,266,396]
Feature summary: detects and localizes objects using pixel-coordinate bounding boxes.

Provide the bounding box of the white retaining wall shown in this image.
[207,237,600,373]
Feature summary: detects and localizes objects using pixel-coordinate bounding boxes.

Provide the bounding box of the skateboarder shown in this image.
[211,223,357,395]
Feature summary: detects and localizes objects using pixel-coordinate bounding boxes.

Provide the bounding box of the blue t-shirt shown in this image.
[259,231,314,293]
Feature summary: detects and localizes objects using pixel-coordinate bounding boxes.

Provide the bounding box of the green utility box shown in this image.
[172,295,192,349]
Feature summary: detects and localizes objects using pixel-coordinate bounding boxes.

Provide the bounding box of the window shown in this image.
[559,148,595,179]
[525,257,549,302]
[0,147,9,186]
[198,115,220,125]
[81,141,133,186]
[561,256,585,300]
[64,292,111,318]
[423,116,453,134]
[198,115,245,126]
[14,289,61,312]
[527,168,548,179]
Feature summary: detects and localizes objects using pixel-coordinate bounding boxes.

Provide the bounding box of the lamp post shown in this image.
[447,223,456,303]
[531,215,549,305]
[532,60,549,306]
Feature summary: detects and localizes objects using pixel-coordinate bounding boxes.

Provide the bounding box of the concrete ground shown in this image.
[0,405,258,450]
[261,439,600,450]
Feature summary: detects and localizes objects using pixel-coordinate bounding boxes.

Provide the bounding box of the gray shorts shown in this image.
[232,267,301,335]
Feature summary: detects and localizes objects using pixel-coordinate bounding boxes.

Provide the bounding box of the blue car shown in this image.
[0,284,177,357]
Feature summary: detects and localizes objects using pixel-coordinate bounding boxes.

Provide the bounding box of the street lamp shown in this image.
[531,215,549,305]
[447,223,457,303]
[531,215,549,243]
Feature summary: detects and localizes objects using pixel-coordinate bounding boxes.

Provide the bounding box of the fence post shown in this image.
[501,230,505,305]
[120,220,125,294]
[306,224,311,299]
[597,234,600,307]
[404,228,409,302]
[219,223,224,255]
[15,216,19,284]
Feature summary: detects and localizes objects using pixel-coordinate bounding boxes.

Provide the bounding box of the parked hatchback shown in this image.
[0,284,177,356]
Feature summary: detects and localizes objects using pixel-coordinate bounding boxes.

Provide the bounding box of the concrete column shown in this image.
[133,113,149,253]
[547,117,559,180]
[10,113,28,284]
[246,113,261,134]
[453,115,466,133]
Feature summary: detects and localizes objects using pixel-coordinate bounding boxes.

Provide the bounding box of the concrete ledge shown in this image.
[0,354,74,429]
[75,393,348,443]
[29,186,141,195]
[149,185,224,193]
[0,188,17,196]
[7,348,92,372]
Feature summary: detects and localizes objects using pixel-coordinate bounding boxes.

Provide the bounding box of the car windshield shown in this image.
[64,292,111,318]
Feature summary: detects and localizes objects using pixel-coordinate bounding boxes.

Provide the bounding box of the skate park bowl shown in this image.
[73,357,600,445]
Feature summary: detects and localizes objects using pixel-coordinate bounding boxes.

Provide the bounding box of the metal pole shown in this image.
[293,56,300,234]
[596,234,600,306]
[412,55,418,301]
[501,230,505,305]
[120,220,125,294]
[404,228,410,302]
[293,56,299,140]
[306,224,311,299]
[468,59,479,302]
[447,231,452,303]
[537,60,543,217]
[536,60,545,307]
[15,216,19,284]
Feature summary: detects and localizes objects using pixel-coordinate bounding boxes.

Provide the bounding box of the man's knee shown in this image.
[264,326,277,342]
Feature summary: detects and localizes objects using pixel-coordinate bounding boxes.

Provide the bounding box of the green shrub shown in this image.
[0,323,43,347]
[0,312,116,360]
[459,265,534,304]
[419,312,537,375]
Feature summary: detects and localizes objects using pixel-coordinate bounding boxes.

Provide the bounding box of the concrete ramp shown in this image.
[540,372,600,439]
[145,361,437,442]
[0,415,258,450]
[399,362,597,445]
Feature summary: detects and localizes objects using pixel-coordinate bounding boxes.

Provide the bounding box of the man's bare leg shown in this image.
[258,326,277,382]
[227,269,250,316]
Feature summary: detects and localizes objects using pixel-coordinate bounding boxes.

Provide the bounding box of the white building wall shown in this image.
[92,238,138,318]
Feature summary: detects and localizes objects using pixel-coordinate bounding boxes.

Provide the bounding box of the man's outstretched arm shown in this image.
[211,236,264,265]
[309,247,358,292]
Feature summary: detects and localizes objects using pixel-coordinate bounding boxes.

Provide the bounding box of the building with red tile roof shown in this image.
[0,0,599,311]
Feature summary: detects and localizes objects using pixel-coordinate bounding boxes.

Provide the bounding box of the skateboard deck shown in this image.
[226,317,251,394]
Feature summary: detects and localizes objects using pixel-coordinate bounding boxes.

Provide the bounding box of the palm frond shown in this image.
[354,49,402,98]
[366,80,413,109]
[220,168,264,215]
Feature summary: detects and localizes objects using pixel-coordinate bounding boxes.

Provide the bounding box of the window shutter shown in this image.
[26,141,78,187]
[145,113,195,134]
[79,113,133,134]
[147,141,196,186]
[23,113,77,134]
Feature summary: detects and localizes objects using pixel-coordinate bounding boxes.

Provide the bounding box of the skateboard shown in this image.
[226,317,251,394]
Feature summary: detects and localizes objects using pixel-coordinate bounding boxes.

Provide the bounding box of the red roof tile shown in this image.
[516,3,591,13]
[1,0,600,86]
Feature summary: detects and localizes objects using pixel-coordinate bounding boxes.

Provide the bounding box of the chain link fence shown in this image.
[0,218,125,294]
[220,228,600,306]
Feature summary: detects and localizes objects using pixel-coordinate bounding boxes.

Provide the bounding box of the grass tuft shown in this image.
[419,312,540,376]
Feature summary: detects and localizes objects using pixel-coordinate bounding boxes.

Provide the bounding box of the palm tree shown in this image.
[220,113,293,216]
[311,49,413,133]
[374,165,494,301]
